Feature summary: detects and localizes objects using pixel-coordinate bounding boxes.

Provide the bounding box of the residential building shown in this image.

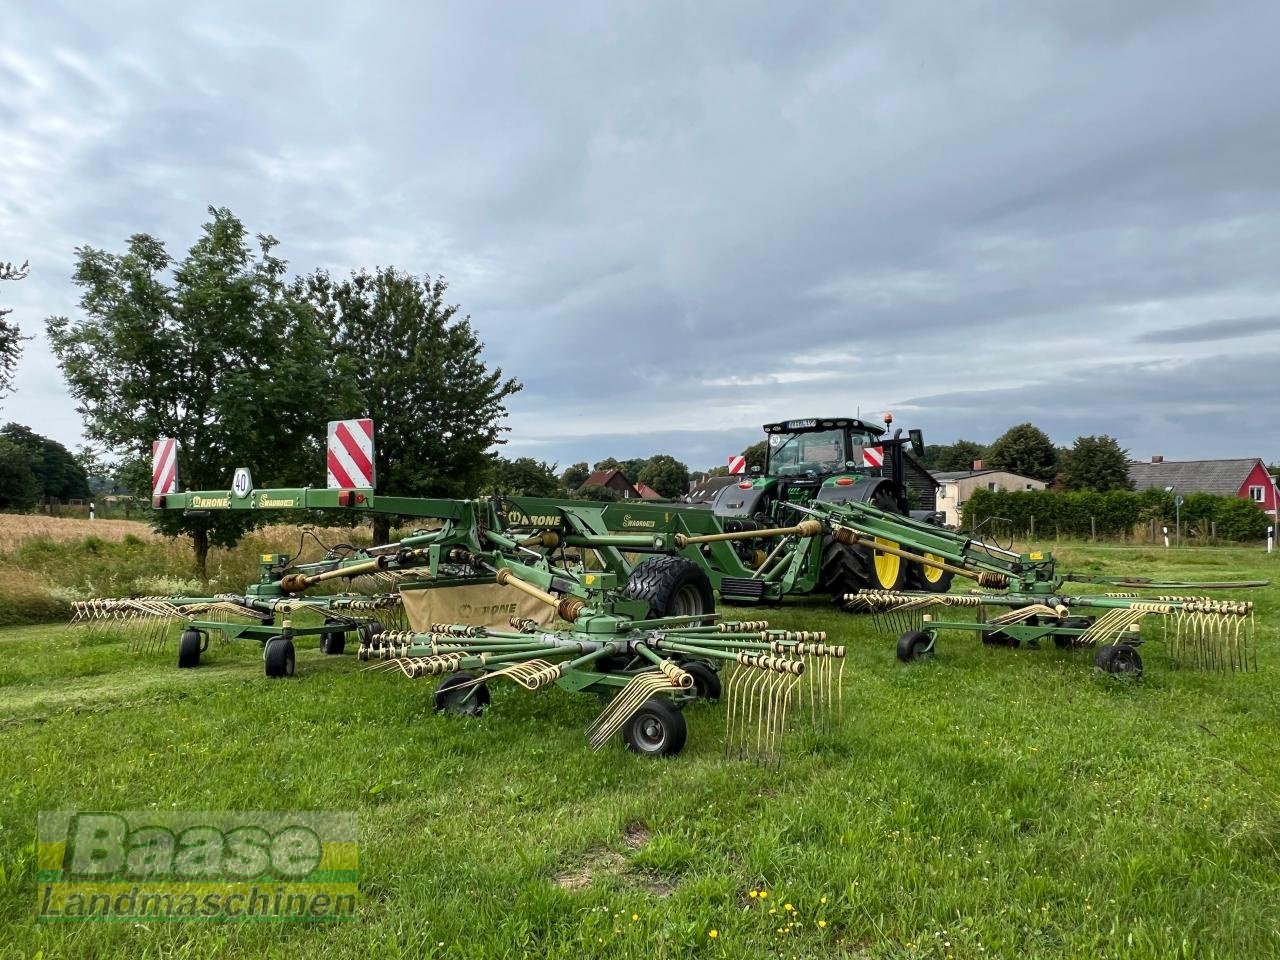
[934,461,1046,526]
[1127,456,1279,517]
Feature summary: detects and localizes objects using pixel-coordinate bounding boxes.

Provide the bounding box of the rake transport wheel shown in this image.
[1094,643,1143,678]
[897,630,935,663]
[625,556,715,620]
[177,629,203,669]
[622,698,688,757]
[319,619,347,655]
[681,661,721,700]
[1053,616,1092,649]
[264,636,296,678]
[434,672,490,716]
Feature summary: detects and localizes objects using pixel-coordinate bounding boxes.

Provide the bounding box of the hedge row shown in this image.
[961,488,1272,542]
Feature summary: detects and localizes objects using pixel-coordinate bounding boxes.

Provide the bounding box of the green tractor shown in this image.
[696,415,952,599]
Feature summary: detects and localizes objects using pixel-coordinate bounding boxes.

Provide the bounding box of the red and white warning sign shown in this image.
[728,454,746,475]
[327,419,375,489]
[151,438,178,496]
[861,445,884,469]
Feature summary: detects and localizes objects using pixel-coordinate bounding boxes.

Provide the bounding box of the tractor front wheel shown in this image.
[434,672,490,716]
[909,554,955,593]
[622,698,687,757]
[1094,643,1143,678]
[177,629,202,669]
[264,637,296,678]
[897,630,935,663]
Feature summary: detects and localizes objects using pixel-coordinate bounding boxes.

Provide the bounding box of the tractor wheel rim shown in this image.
[873,538,901,587]
[922,553,944,583]
[672,584,703,617]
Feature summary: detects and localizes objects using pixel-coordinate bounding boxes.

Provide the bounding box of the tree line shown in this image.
[922,423,1133,492]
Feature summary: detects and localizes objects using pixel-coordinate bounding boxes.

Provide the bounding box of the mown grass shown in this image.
[0,544,1278,958]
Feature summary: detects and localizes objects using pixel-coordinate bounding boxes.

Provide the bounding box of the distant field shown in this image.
[0,513,158,550]
[0,542,1277,958]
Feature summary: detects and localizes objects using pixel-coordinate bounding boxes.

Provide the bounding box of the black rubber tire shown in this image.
[681,661,721,700]
[897,630,935,663]
[820,537,866,601]
[358,621,384,644]
[264,636,296,678]
[434,671,490,716]
[177,629,202,669]
[1053,616,1092,649]
[907,558,955,594]
[621,698,687,757]
[625,556,714,621]
[982,630,1021,648]
[319,621,347,655]
[1095,643,1143,678]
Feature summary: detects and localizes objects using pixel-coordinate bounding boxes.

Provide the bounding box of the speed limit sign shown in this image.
[232,467,253,499]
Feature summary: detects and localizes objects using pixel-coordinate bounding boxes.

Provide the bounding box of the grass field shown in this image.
[1,542,1278,958]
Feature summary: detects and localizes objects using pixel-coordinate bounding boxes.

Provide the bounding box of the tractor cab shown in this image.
[761,417,887,481]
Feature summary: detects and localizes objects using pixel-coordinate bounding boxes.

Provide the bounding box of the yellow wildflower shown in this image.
[708,929,718,940]
[819,920,827,929]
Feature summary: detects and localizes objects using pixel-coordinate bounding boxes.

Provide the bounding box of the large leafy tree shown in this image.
[986,423,1057,482]
[47,207,346,575]
[638,454,689,499]
[560,461,590,491]
[0,259,29,402]
[934,439,988,472]
[300,267,521,544]
[0,423,90,500]
[485,456,561,497]
[1060,435,1133,492]
[0,436,37,509]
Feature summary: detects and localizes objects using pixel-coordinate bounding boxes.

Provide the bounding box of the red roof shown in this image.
[633,482,662,499]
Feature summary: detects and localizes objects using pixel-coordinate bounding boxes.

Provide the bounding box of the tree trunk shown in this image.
[372,516,392,547]
[192,528,210,580]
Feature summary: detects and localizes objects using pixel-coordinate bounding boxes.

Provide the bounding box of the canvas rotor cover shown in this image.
[398,582,558,631]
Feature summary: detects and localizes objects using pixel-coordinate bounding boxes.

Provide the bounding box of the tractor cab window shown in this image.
[767,429,847,476]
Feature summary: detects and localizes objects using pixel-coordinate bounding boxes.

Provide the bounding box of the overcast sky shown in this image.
[3,0,1279,473]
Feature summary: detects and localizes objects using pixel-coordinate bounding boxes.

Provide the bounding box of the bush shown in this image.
[962,488,1271,542]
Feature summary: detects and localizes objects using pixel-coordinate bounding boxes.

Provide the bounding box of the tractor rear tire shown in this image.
[1095,643,1143,678]
[177,629,202,669]
[264,637,296,678]
[434,672,490,716]
[897,630,935,662]
[625,556,714,621]
[622,698,687,757]
[681,661,721,700]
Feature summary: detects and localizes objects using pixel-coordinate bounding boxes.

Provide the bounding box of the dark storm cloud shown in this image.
[3,0,1279,471]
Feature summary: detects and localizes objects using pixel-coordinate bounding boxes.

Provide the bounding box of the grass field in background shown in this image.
[0,543,1278,958]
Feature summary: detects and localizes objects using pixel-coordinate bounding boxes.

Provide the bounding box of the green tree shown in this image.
[742,440,769,473]
[560,462,590,490]
[577,483,621,502]
[592,457,622,472]
[934,440,987,472]
[301,267,521,544]
[0,436,37,509]
[638,454,689,499]
[986,423,1057,481]
[0,423,90,501]
[47,207,346,575]
[0,259,28,403]
[1060,435,1133,492]
[485,456,560,497]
